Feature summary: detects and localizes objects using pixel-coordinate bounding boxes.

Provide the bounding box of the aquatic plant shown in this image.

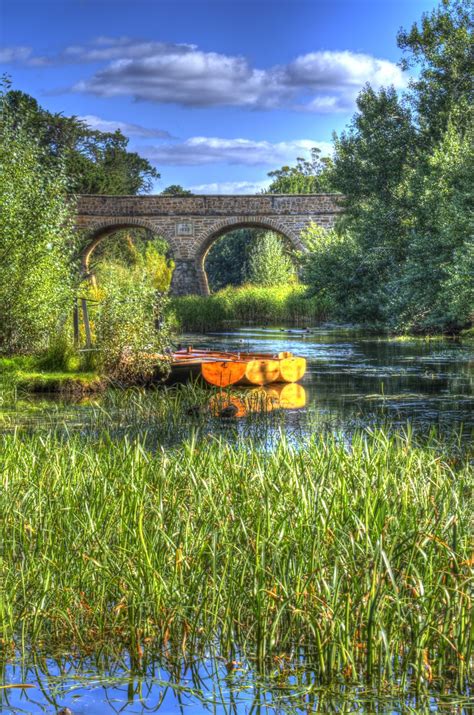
[169,284,330,332]
[0,428,471,694]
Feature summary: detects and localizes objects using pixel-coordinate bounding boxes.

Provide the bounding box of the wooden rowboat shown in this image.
[170,347,306,387]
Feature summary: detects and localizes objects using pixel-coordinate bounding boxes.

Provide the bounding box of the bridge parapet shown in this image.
[75,193,343,296]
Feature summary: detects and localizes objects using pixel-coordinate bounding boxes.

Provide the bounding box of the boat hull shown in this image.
[171,348,306,387]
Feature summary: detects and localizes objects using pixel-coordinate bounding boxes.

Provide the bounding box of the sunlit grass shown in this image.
[169,284,330,332]
[0,428,472,694]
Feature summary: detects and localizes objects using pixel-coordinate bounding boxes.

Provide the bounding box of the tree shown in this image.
[1,88,159,194]
[205,229,255,290]
[315,0,473,330]
[266,148,335,194]
[161,184,193,195]
[244,232,297,287]
[0,83,75,353]
[393,117,474,331]
[397,0,473,144]
[326,86,418,323]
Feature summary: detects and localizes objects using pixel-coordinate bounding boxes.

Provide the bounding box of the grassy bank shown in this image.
[0,356,103,395]
[1,429,472,691]
[170,284,330,332]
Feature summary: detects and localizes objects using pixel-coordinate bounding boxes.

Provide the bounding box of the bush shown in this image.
[0,83,75,354]
[92,262,172,383]
[244,232,297,286]
[37,332,75,372]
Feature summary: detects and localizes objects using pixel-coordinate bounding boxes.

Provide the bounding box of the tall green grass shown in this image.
[169,284,330,332]
[0,429,471,691]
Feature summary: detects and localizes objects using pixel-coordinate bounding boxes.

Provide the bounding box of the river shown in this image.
[1,327,472,714]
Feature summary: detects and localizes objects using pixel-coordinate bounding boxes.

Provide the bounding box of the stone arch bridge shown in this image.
[76,194,342,296]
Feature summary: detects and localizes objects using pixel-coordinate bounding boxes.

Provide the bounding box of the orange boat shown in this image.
[171,347,306,387]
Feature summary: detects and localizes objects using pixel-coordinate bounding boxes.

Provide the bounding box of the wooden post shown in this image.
[73,298,80,346]
[81,298,92,349]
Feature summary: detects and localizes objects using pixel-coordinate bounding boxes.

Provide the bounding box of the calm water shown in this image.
[1,328,472,713]
[3,653,472,714]
[182,327,474,436]
[1,327,473,442]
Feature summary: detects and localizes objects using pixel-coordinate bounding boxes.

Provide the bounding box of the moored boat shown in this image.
[170,347,306,386]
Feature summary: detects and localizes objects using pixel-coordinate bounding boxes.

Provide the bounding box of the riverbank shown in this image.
[1,429,472,697]
[169,285,473,336]
[170,284,330,332]
[0,356,104,395]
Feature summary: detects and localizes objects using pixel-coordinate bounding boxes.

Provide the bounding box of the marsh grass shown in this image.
[0,428,472,695]
[169,284,330,332]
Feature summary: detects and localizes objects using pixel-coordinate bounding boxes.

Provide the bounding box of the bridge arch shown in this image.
[80,218,179,276]
[75,193,342,295]
[193,217,307,295]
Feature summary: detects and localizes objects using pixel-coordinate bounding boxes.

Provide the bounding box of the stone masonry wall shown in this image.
[76,194,343,295]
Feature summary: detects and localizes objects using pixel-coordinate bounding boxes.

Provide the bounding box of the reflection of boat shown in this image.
[171,348,306,387]
[209,384,307,417]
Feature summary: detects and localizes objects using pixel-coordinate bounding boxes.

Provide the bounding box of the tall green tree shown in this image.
[2,88,159,194]
[306,0,473,331]
[266,148,335,194]
[0,85,75,353]
[244,232,297,287]
[397,0,473,144]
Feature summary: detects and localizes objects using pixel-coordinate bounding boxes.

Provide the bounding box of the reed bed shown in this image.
[0,429,472,693]
[169,284,329,332]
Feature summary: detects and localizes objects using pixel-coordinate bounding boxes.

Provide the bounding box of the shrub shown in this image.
[93,262,172,383]
[0,83,75,354]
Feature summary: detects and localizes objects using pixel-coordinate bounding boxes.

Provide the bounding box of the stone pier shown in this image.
[76,193,343,296]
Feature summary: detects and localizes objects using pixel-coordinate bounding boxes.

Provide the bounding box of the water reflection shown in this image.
[210,383,306,418]
[188,328,474,435]
[2,653,471,714]
[0,328,472,442]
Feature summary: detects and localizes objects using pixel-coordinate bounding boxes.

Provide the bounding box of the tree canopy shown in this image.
[266,148,335,194]
[161,184,193,195]
[1,86,159,195]
[304,0,473,332]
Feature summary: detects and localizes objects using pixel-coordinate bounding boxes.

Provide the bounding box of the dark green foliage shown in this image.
[205,229,255,290]
[161,184,193,195]
[1,88,159,194]
[266,148,336,194]
[305,0,473,332]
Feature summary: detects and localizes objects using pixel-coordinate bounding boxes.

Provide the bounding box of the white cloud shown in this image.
[286,51,404,89]
[0,46,33,63]
[78,114,173,138]
[0,37,406,113]
[141,137,333,166]
[73,48,279,108]
[62,38,196,63]
[187,180,270,195]
[71,44,405,112]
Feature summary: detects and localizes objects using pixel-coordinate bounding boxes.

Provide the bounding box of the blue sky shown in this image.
[1,0,439,193]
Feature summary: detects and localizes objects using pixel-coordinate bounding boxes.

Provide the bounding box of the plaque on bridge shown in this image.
[176,222,194,236]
